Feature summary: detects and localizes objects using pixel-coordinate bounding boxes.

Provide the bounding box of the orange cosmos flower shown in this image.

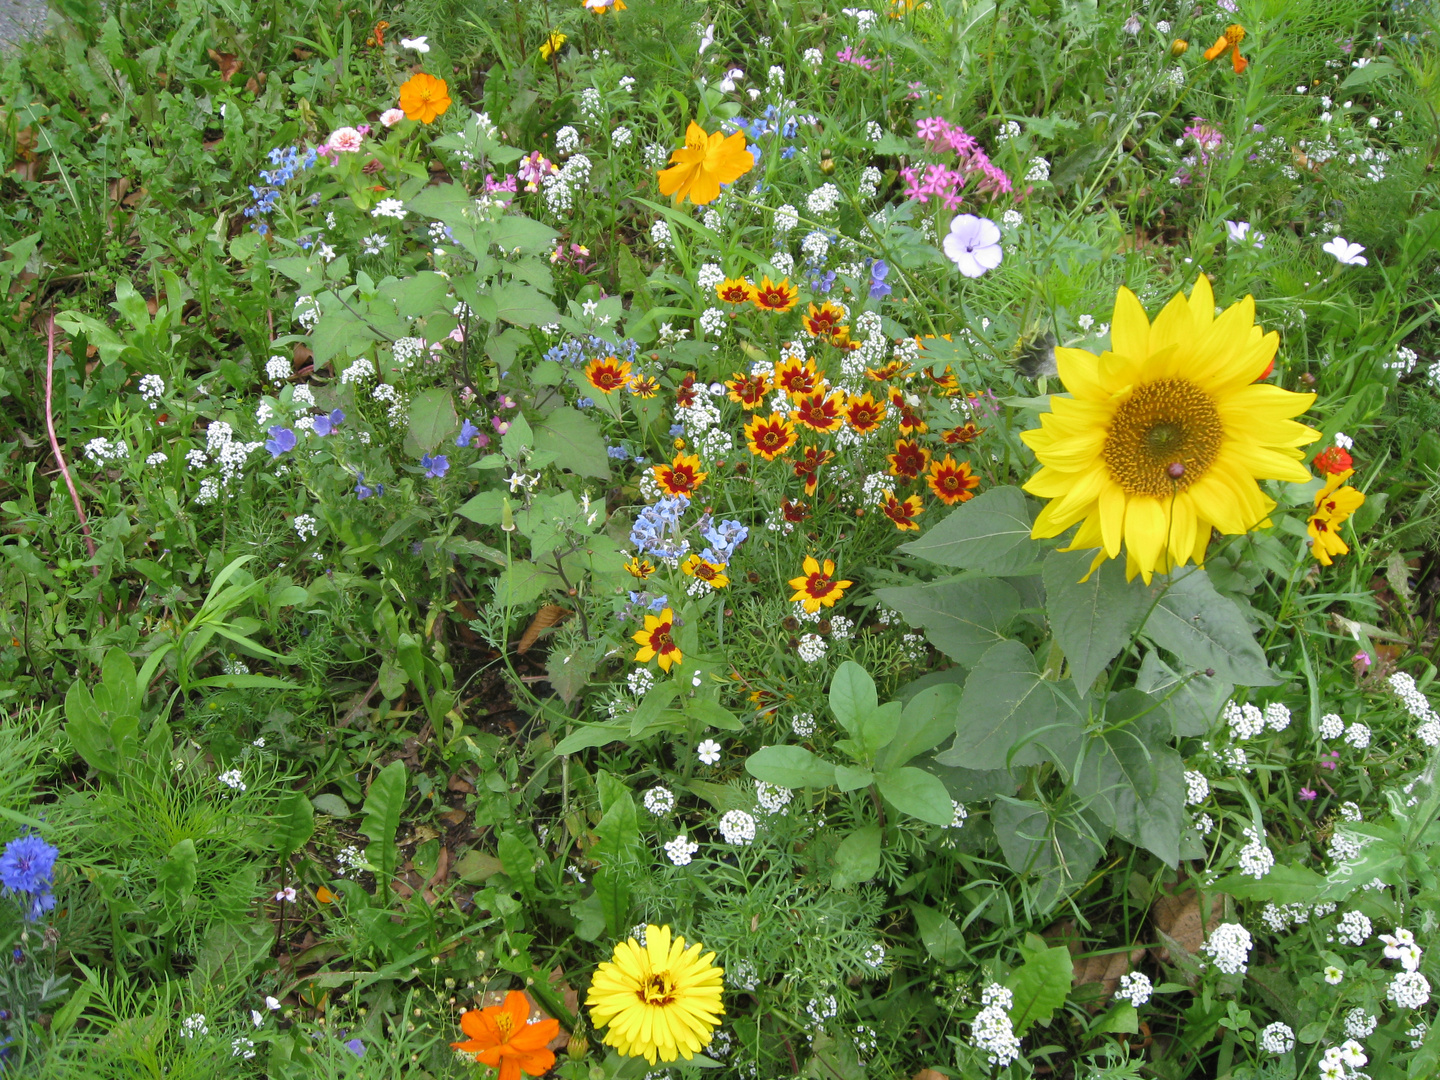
[752,276,800,313]
[802,302,849,342]
[726,371,769,409]
[880,490,925,531]
[398,73,452,124]
[790,390,844,434]
[844,392,888,434]
[887,438,930,479]
[788,557,853,613]
[633,608,682,671]
[1203,23,1248,74]
[681,554,730,588]
[653,453,707,497]
[585,355,633,393]
[928,455,981,505]
[773,356,824,397]
[793,446,833,496]
[657,121,754,206]
[744,413,798,460]
[629,374,660,398]
[942,422,984,445]
[452,991,559,1080]
[716,278,756,306]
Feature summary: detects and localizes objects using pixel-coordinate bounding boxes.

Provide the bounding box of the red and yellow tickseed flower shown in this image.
[629,374,660,398]
[398,73,452,123]
[866,360,911,383]
[653,453,707,497]
[926,365,963,396]
[942,422,985,445]
[793,446,833,496]
[880,490,925,531]
[716,277,756,306]
[538,30,567,60]
[889,389,928,435]
[751,276,799,313]
[887,438,930,480]
[682,554,730,588]
[1203,23,1248,74]
[585,355,633,393]
[788,557,853,614]
[802,302,849,343]
[451,990,560,1080]
[744,412,798,460]
[624,555,655,580]
[657,121,754,206]
[633,608,682,671]
[725,371,770,409]
[773,356,824,397]
[781,499,810,525]
[844,392,888,434]
[1307,469,1365,566]
[928,455,981,505]
[790,390,845,434]
[674,372,699,408]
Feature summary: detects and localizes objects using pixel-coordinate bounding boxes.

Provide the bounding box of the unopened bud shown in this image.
[1170,38,1188,57]
[567,1032,590,1059]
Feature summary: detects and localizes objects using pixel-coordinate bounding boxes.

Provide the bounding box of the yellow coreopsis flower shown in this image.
[656,122,754,206]
[1022,277,1320,583]
[1307,469,1365,566]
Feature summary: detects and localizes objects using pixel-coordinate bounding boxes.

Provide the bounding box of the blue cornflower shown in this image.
[265,426,297,458]
[420,454,449,478]
[311,409,344,436]
[1,835,59,921]
[456,418,480,447]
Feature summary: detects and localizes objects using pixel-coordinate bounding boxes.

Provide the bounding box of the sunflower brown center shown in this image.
[1101,378,1222,497]
[639,971,677,1006]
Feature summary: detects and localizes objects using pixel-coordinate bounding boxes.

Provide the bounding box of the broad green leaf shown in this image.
[1340,58,1399,89]
[274,790,315,862]
[746,746,838,788]
[360,760,408,891]
[534,406,612,480]
[547,646,597,705]
[498,830,539,899]
[991,798,1108,910]
[873,577,1021,666]
[492,560,555,608]
[684,698,745,732]
[1144,568,1279,686]
[877,767,955,826]
[157,838,198,904]
[379,271,451,320]
[1134,650,1233,737]
[930,763,1023,801]
[403,387,458,457]
[490,281,561,327]
[936,640,1055,770]
[828,661,877,736]
[908,902,966,966]
[553,720,630,754]
[831,824,882,888]
[877,684,961,770]
[859,701,902,755]
[898,486,1040,575]
[1043,549,1152,693]
[492,214,559,255]
[1208,864,1328,903]
[309,308,379,368]
[186,920,273,1001]
[1005,933,1073,1034]
[501,412,535,457]
[1093,1003,1139,1036]
[834,764,874,791]
[312,793,352,818]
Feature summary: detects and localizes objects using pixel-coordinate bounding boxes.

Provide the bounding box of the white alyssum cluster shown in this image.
[1389,672,1440,745]
[664,834,698,866]
[1319,713,1346,739]
[696,262,725,291]
[1115,972,1152,1007]
[138,373,165,403]
[1344,722,1371,749]
[1202,923,1252,975]
[947,801,968,829]
[335,844,365,878]
[1334,911,1373,946]
[1184,770,1209,805]
[806,183,841,215]
[797,633,827,663]
[862,942,886,968]
[650,219,673,252]
[1344,1008,1377,1039]
[1259,1021,1294,1054]
[340,357,375,384]
[84,437,131,465]
[970,984,1022,1066]
[755,781,793,814]
[1237,827,1274,879]
[698,307,728,339]
[801,230,830,263]
[181,1014,209,1038]
[792,712,816,737]
[218,768,246,793]
[293,514,319,542]
[1223,700,1266,739]
[774,203,799,234]
[1263,702,1291,731]
[643,786,675,815]
[718,809,756,845]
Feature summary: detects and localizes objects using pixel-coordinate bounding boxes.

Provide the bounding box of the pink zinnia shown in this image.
[329,127,364,153]
[379,108,405,128]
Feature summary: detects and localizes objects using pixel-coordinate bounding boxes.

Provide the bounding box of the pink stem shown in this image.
[43,313,98,573]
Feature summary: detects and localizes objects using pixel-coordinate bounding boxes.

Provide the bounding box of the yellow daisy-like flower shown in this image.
[1022,277,1319,584]
[656,122,755,206]
[1307,469,1365,566]
[586,924,724,1065]
[539,31,566,60]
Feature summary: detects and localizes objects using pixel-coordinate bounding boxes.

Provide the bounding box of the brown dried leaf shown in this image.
[1151,887,1224,964]
[516,604,570,654]
[447,774,475,794]
[207,48,243,83]
[913,1071,948,1080]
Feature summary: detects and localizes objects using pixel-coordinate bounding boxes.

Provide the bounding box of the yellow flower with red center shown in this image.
[657,122,754,206]
[844,392,888,434]
[398,73,452,124]
[773,356,823,397]
[887,438,930,479]
[790,390,844,434]
[866,360,911,382]
[674,373,699,408]
[928,455,980,505]
[653,453,707,497]
[633,608,682,671]
[629,375,660,399]
[942,422,984,445]
[716,278,756,306]
[744,413,798,461]
[788,557,853,614]
[725,371,770,409]
[681,554,730,588]
[1203,23,1248,74]
[585,355,633,394]
[880,490,925,531]
[793,446,833,496]
[751,276,799,313]
[581,0,627,12]
[624,556,655,580]
[802,302,849,343]
[1307,469,1365,566]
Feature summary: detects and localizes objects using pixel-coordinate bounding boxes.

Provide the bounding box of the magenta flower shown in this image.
[1319,751,1340,771]
[1299,788,1317,801]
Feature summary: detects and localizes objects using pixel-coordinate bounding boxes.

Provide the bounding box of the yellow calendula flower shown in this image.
[1022,277,1319,583]
[1307,469,1365,566]
[539,31,566,60]
[587,925,724,1065]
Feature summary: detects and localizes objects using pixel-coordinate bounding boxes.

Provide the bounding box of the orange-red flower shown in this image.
[942,422,984,445]
[451,990,559,1080]
[793,446,833,496]
[928,455,980,505]
[788,557,853,613]
[802,302,849,343]
[744,413,798,460]
[880,490,925,531]
[633,608,682,671]
[398,73,452,124]
[726,371,770,409]
[1313,446,1354,476]
[654,453,707,497]
[773,356,824,397]
[790,390,844,434]
[585,355,633,393]
[751,276,799,312]
[1203,23,1248,74]
[657,121,754,206]
[781,499,809,524]
[887,439,930,479]
[844,392,888,434]
[716,278,756,306]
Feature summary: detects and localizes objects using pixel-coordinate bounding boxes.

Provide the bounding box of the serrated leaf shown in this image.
[898,486,1040,574]
[403,387,458,457]
[1043,549,1152,693]
[745,745,838,789]
[991,798,1108,911]
[1005,934,1073,1034]
[873,577,1021,666]
[489,281,560,328]
[534,406,611,479]
[1144,567,1279,686]
[1134,650,1233,737]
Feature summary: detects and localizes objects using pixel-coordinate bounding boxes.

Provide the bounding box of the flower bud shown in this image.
[1170,38,1188,57]
[567,1032,590,1059]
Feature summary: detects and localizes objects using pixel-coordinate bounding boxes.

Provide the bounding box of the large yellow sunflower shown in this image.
[586,924,724,1065]
[1022,277,1319,583]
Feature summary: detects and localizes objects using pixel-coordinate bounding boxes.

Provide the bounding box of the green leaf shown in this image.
[1005,933,1073,1034]
[359,760,408,892]
[831,824,882,888]
[834,764,874,791]
[898,486,1040,575]
[534,406,612,479]
[157,838,198,904]
[493,560,555,608]
[490,281,561,328]
[1208,864,1328,903]
[873,577,1021,666]
[828,661,877,737]
[498,830,539,899]
[858,701,902,755]
[1134,650,1233,737]
[1340,58,1400,89]
[908,902,966,966]
[274,790,315,862]
[685,698,745,732]
[935,640,1057,770]
[1043,549,1152,693]
[593,777,640,936]
[492,214,559,255]
[501,411,535,457]
[877,684,962,770]
[547,646,597,705]
[553,720,630,754]
[991,798,1107,910]
[745,745,838,789]
[379,271,452,320]
[312,793,352,818]
[49,981,93,1042]
[186,920,273,1001]
[403,387,459,457]
[1093,1003,1139,1036]
[877,767,955,826]
[1144,568,1279,686]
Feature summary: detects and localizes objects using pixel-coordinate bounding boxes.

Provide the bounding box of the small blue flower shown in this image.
[311,409,344,436]
[606,445,629,460]
[420,454,449,479]
[264,426,297,458]
[354,472,383,499]
[780,146,797,160]
[668,424,685,437]
[456,418,480,447]
[869,259,892,300]
[344,1039,365,1058]
[576,396,595,409]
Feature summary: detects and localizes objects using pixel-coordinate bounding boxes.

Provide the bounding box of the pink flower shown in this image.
[1354,651,1372,668]
[329,127,364,153]
[491,417,511,435]
[274,886,297,902]
[1299,788,1317,801]
[835,47,877,71]
[380,108,405,128]
[1320,751,1341,771]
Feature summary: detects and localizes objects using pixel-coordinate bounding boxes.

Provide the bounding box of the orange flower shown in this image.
[315,886,336,904]
[633,608,682,671]
[942,422,984,445]
[716,277,756,306]
[844,392,888,434]
[726,371,770,409]
[880,490,925,531]
[793,446,833,496]
[790,390,844,434]
[653,453,707,497]
[1203,24,1248,74]
[928,455,980,505]
[585,355,633,393]
[788,557,852,613]
[802,302,849,342]
[744,413,798,460]
[752,276,799,313]
[629,374,659,398]
[657,121,754,206]
[398,73,452,124]
[781,499,809,524]
[887,438,930,479]
[773,356,824,397]
[452,991,559,1080]
[681,554,729,588]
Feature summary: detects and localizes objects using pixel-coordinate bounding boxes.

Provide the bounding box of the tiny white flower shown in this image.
[697,739,722,765]
[400,36,429,52]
